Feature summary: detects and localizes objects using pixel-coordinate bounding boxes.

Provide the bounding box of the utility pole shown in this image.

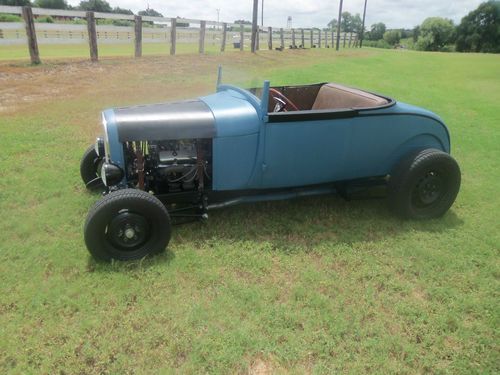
[216,8,220,30]
[360,0,368,47]
[336,0,343,51]
[261,0,264,26]
[251,0,259,52]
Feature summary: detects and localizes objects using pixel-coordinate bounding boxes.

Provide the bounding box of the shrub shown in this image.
[362,39,391,49]
[415,17,455,51]
[35,15,54,23]
[0,13,22,22]
[383,29,401,46]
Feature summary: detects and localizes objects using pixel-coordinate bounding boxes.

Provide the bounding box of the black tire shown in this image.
[80,144,104,190]
[84,189,171,261]
[388,148,461,219]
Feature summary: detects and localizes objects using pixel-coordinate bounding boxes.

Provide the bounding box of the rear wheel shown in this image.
[388,149,461,219]
[84,189,171,261]
[80,144,104,190]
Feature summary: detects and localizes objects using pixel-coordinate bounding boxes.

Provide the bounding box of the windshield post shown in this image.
[261,80,270,117]
[216,65,222,89]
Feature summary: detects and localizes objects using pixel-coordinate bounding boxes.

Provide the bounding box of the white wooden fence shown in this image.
[0,5,358,63]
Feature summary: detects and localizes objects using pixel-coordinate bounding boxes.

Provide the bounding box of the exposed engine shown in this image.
[123,139,212,194]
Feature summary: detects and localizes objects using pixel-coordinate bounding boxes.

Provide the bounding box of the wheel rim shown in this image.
[412,171,444,207]
[106,211,150,251]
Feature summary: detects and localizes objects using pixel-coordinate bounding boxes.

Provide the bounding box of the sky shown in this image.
[67,0,485,29]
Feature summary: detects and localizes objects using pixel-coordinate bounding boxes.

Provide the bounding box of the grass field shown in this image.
[0,42,251,60]
[0,48,499,374]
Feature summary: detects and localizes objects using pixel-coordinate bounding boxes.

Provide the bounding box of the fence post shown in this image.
[301,28,304,47]
[170,18,176,55]
[343,31,347,48]
[336,0,343,50]
[256,27,260,50]
[251,0,258,52]
[310,29,313,47]
[240,24,244,51]
[349,32,353,47]
[134,15,142,58]
[267,26,272,50]
[318,29,321,48]
[291,28,295,47]
[199,20,206,53]
[22,6,40,64]
[325,29,328,47]
[221,23,227,52]
[280,28,284,49]
[86,11,97,62]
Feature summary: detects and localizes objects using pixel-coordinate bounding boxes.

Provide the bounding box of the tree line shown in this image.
[0,0,163,18]
[335,1,499,53]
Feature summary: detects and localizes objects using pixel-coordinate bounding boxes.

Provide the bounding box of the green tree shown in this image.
[340,12,362,33]
[455,1,500,53]
[112,6,133,15]
[416,17,455,51]
[138,8,163,17]
[0,0,31,5]
[327,18,338,30]
[78,0,112,13]
[413,25,420,43]
[234,19,251,25]
[383,29,401,45]
[369,22,386,40]
[33,0,67,9]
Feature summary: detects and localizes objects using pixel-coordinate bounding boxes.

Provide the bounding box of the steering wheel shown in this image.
[269,88,300,112]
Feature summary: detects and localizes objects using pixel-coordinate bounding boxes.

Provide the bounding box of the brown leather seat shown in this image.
[312,83,389,110]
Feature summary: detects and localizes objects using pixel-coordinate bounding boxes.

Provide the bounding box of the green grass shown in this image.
[0,49,499,373]
[0,42,246,60]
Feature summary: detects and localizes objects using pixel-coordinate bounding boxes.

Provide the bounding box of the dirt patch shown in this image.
[0,49,371,115]
[247,358,275,375]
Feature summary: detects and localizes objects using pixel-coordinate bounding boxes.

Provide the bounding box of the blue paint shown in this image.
[200,87,451,191]
[211,134,259,190]
[100,82,452,193]
[200,90,260,137]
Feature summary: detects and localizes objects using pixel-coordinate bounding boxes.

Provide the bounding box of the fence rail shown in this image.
[0,5,358,63]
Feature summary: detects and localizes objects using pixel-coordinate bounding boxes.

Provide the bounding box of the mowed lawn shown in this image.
[0,49,498,374]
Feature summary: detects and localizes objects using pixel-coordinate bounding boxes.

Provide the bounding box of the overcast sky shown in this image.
[67,0,484,29]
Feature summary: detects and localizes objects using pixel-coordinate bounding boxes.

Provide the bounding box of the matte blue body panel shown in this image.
[200,87,262,190]
[211,134,260,190]
[261,102,449,188]
[263,117,351,187]
[200,89,260,137]
[199,87,450,191]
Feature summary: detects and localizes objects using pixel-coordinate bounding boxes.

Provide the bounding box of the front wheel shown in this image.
[388,149,461,219]
[80,144,104,191]
[84,189,171,261]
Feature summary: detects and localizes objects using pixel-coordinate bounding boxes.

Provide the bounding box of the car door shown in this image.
[262,111,355,189]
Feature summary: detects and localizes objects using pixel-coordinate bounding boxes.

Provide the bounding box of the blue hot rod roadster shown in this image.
[81,72,460,261]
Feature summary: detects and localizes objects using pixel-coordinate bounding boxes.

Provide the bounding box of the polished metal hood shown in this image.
[113,99,216,141]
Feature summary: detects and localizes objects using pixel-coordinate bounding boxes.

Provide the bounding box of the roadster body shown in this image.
[81,74,461,261]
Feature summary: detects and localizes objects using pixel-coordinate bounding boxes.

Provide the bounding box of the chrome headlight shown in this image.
[95,137,105,157]
[101,163,124,187]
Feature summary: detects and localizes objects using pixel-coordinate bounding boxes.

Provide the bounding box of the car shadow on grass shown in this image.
[86,247,176,273]
[174,192,464,253]
[85,192,463,269]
